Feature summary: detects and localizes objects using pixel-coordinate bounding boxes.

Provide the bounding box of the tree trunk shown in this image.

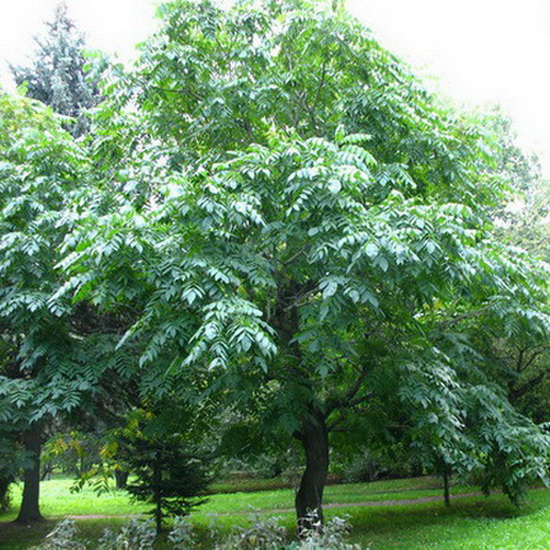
[272,281,328,533]
[443,469,451,507]
[154,449,162,534]
[15,423,44,524]
[114,469,129,489]
[41,464,53,481]
[295,409,329,535]
[0,476,11,512]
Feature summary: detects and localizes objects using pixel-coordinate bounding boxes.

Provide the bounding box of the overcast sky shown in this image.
[1,0,549,175]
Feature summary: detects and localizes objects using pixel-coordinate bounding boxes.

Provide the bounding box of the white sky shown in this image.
[1,0,549,175]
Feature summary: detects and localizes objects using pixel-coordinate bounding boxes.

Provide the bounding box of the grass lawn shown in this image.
[347,491,550,549]
[1,476,550,548]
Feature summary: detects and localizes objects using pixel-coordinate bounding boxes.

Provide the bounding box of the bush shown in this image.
[34,519,86,550]
[340,451,384,484]
[168,516,197,549]
[215,513,287,549]
[214,512,359,550]
[291,515,361,550]
[98,519,156,550]
[36,514,359,550]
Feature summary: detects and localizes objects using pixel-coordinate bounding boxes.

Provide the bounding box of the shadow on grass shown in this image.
[345,497,523,535]
[1,520,60,549]
[343,495,550,550]
[0,518,135,550]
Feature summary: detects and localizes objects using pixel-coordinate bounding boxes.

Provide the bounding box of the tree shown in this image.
[115,408,210,533]
[60,0,550,530]
[0,92,130,522]
[474,111,550,424]
[0,92,87,522]
[10,2,102,137]
[0,431,24,512]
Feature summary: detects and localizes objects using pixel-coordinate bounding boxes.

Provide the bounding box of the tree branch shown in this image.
[439,306,491,328]
[325,364,371,416]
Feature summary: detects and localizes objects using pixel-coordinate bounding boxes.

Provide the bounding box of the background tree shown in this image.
[115,407,211,533]
[0,0,548,534]
[473,111,550,425]
[0,432,24,513]
[10,2,103,137]
[0,92,135,522]
[0,92,89,522]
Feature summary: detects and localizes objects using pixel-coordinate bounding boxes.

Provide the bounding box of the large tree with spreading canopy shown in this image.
[14,0,550,529]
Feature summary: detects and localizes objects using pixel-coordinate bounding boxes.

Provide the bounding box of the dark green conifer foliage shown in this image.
[10,2,101,137]
[118,413,210,534]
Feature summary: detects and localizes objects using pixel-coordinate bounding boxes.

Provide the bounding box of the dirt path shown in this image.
[328,491,481,508]
[211,491,483,516]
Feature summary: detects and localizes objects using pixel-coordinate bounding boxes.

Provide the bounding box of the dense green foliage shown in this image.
[0,92,98,521]
[60,0,550,515]
[0,93,138,521]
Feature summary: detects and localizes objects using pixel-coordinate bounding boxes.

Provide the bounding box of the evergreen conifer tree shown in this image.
[10,2,101,136]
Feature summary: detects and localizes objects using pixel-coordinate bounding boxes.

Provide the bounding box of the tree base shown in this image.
[13,513,45,525]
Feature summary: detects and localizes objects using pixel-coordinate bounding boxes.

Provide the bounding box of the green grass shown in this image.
[346,491,550,549]
[2,477,550,549]
[0,478,148,521]
[206,474,444,495]
[0,475,464,521]
[208,477,294,493]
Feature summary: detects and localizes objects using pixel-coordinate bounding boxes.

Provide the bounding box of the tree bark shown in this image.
[271,280,329,533]
[114,469,129,489]
[15,423,44,524]
[0,476,11,511]
[443,469,451,507]
[154,449,162,534]
[295,408,329,535]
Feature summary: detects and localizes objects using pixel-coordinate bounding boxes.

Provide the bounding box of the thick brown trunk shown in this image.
[15,423,44,524]
[272,281,328,533]
[295,409,329,535]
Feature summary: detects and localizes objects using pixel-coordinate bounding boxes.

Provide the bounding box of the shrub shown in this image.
[114,409,211,533]
[98,518,156,550]
[168,516,197,549]
[214,512,359,550]
[215,512,287,550]
[34,519,86,550]
[291,515,361,550]
[35,514,359,550]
